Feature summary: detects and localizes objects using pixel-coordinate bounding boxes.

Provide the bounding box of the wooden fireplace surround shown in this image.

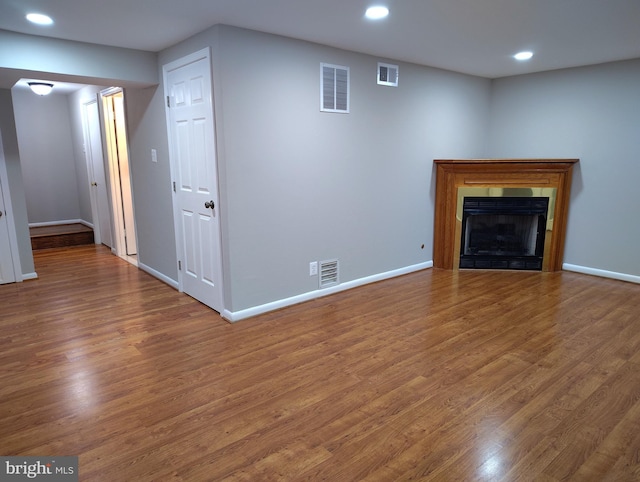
[433,159,579,271]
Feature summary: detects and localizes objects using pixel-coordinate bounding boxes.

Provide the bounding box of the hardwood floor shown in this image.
[1,245,640,481]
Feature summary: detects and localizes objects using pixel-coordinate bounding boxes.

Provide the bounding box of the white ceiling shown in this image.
[1,0,639,79]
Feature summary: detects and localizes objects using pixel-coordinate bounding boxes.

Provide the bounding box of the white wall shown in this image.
[0,30,157,88]
[124,85,177,278]
[5,23,636,314]
[12,89,82,224]
[488,59,640,277]
[157,26,492,312]
[0,89,34,275]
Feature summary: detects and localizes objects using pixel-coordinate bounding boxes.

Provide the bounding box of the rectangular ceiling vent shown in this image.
[319,259,339,288]
[377,62,399,87]
[321,63,350,113]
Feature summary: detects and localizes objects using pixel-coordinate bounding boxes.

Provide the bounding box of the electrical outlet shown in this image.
[309,261,318,276]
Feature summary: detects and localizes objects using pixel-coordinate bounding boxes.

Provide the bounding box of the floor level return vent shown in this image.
[319,259,339,288]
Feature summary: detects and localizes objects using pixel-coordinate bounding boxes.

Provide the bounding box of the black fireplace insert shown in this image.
[459,196,549,270]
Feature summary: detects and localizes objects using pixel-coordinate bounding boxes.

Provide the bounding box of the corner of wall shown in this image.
[0,89,35,275]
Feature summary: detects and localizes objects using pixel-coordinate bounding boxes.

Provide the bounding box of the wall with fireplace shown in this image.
[487,58,640,280]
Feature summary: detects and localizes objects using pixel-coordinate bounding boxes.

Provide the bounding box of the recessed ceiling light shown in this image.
[514,51,534,61]
[26,13,54,26]
[365,6,389,20]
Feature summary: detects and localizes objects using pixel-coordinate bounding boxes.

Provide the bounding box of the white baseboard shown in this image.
[21,272,38,281]
[222,261,433,323]
[29,219,93,228]
[563,263,640,284]
[138,262,179,290]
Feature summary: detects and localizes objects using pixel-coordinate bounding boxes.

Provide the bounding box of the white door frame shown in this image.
[100,87,138,265]
[0,129,23,283]
[163,47,225,313]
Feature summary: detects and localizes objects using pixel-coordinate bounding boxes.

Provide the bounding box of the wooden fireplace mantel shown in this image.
[433,158,579,271]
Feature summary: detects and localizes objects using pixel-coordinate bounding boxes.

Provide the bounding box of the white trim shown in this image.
[222,261,638,322]
[0,130,22,282]
[22,272,38,280]
[28,219,92,228]
[100,87,138,263]
[563,263,640,284]
[223,261,433,322]
[138,262,179,290]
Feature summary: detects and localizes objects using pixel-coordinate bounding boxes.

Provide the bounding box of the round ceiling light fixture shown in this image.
[514,51,534,61]
[26,13,54,25]
[28,82,54,96]
[365,6,389,20]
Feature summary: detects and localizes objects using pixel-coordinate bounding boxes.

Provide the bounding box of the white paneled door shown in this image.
[164,49,223,313]
[83,99,112,248]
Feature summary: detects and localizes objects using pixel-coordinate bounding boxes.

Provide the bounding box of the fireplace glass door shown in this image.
[459,197,549,270]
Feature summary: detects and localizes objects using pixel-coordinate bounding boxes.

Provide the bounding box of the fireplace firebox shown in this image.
[459,197,549,270]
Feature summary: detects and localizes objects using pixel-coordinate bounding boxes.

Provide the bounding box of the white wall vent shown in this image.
[319,259,339,288]
[321,63,350,113]
[377,62,399,87]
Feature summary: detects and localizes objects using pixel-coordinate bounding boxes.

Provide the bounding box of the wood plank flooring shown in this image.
[1,245,640,481]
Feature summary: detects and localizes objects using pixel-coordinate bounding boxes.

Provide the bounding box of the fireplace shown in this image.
[459,195,549,270]
[433,159,578,272]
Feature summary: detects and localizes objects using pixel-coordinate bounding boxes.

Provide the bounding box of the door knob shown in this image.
[204,200,215,209]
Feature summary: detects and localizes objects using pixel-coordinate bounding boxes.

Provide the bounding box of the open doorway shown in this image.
[101,87,138,266]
